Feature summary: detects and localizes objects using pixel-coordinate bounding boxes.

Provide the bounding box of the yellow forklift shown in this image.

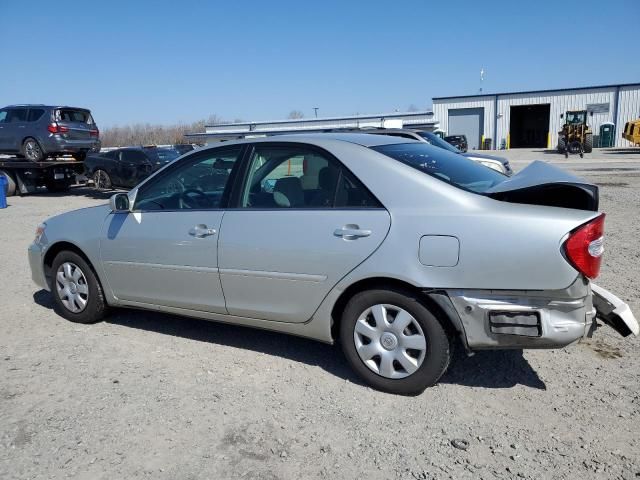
[557,110,593,158]
[622,119,640,146]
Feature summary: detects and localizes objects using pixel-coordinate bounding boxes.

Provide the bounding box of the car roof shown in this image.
[209,133,419,148]
[3,105,91,111]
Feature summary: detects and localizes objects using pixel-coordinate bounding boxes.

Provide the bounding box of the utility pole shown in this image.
[313,107,319,118]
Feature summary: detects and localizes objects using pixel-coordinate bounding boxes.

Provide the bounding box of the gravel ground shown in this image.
[1,151,639,479]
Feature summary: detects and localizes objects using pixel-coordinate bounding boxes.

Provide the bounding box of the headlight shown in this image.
[468,157,506,174]
[34,223,46,243]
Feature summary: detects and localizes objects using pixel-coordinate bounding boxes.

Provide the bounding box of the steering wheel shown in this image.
[179,188,210,209]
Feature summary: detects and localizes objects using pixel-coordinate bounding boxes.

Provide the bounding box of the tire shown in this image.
[72,152,86,162]
[93,169,112,190]
[50,251,108,324]
[339,288,452,395]
[557,137,566,153]
[22,137,44,162]
[584,134,593,153]
[0,170,17,196]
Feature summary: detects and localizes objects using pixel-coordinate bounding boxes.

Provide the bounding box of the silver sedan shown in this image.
[28,134,638,395]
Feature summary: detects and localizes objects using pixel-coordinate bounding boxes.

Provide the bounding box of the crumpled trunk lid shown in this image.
[486,161,599,211]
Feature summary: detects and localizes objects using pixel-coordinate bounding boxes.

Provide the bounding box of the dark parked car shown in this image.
[85,146,182,189]
[444,135,468,152]
[172,144,197,155]
[0,105,100,161]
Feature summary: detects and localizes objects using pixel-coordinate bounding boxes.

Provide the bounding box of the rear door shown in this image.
[54,108,95,140]
[4,108,28,151]
[218,143,391,323]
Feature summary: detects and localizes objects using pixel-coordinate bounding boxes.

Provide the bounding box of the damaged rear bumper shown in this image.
[431,279,637,351]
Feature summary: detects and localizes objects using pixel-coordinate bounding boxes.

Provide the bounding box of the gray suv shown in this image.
[0,105,100,161]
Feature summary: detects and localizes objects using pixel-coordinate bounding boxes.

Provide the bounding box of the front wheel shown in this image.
[50,251,108,324]
[340,288,452,395]
[583,134,593,153]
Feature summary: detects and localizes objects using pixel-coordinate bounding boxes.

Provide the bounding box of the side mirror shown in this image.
[109,193,130,212]
[560,113,564,119]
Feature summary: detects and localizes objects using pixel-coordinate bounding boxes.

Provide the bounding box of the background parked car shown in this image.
[0,105,100,161]
[444,134,468,152]
[85,146,182,189]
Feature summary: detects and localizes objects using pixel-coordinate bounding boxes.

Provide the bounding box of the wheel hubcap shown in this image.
[25,141,40,160]
[353,304,427,379]
[55,262,89,313]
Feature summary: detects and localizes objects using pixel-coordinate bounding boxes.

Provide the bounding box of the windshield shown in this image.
[566,112,586,124]
[372,143,507,193]
[417,131,461,153]
[146,148,181,163]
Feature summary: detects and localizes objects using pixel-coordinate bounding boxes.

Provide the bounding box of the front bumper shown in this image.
[28,242,49,291]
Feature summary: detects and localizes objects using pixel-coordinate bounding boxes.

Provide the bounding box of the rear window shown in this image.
[145,147,181,163]
[55,109,94,124]
[372,143,506,194]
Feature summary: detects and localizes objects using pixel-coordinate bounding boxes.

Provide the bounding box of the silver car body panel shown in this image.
[28,134,636,348]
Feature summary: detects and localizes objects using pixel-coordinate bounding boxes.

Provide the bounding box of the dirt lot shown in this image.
[1,150,639,479]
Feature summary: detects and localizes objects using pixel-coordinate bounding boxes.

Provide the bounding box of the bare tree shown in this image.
[287,110,304,119]
[100,115,227,148]
[407,104,420,112]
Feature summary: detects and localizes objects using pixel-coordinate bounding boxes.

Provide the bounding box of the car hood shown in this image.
[485,160,598,211]
[463,152,509,165]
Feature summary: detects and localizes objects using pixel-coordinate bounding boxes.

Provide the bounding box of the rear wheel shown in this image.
[340,288,452,395]
[51,251,107,324]
[93,169,112,190]
[0,170,17,196]
[22,137,44,162]
[584,134,593,153]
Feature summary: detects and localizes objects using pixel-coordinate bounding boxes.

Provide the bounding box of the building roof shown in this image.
[432,82,640,101]
[205,110,434,128]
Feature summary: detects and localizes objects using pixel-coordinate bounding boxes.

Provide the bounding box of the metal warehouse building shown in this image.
[432,83,640,150]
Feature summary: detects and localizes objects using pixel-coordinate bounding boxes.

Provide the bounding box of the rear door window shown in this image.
[27,109,45,122]
[372,143,506,193]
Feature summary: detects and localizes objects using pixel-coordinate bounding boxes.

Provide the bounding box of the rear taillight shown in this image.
[563,213,605,279]
[90,128,99,137]
[47,123,69,134]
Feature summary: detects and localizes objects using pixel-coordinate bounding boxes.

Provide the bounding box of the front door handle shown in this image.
[189,224,217,238]
[334,224,372,240]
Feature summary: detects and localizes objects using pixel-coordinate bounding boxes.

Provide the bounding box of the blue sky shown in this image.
[1,0,638,127]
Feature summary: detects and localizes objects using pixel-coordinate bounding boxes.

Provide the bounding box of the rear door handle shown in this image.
[334,224,372,240]
[189,224,217,238]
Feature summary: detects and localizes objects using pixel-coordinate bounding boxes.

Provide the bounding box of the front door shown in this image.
[0,110,9,149]
[100,145,244,313]
[219,143,391,323]
[3,108,28,152]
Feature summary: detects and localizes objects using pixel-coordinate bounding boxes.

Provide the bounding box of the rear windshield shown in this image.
[55,109,94,124]
[372,143,506,193]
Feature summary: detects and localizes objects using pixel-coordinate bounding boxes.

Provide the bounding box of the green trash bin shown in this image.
[599,123,615,148]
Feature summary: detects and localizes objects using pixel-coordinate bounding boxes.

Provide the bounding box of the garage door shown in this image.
[448,108,484,150]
